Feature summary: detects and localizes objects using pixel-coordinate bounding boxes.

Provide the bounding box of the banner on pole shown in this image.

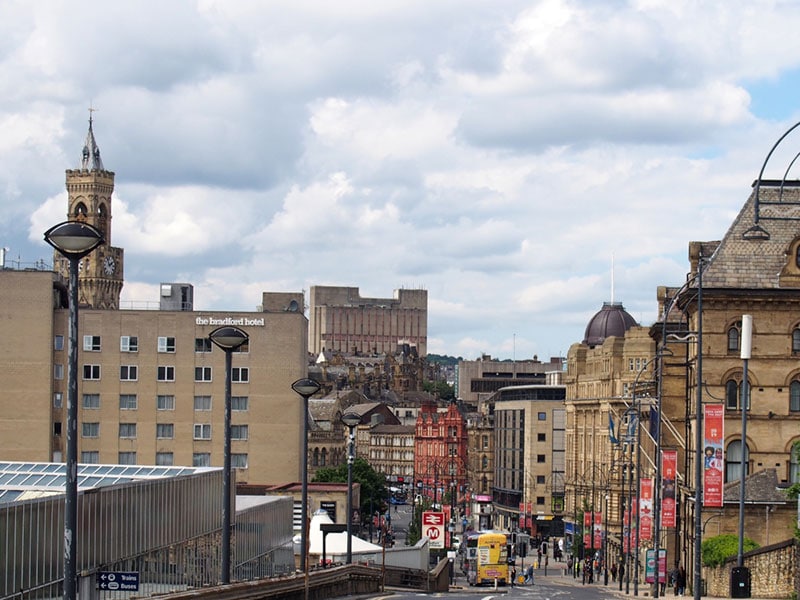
[640,478,653,541]
[703,404,725,507]
[662,449,677,528]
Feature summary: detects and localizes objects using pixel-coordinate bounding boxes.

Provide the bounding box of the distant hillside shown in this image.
[426,353,462,366]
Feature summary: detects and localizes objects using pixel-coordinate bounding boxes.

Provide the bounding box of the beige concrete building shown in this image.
[456,354,564,406]
[308,285,427,356]
[368,423,415,483]
[0,120,310,487]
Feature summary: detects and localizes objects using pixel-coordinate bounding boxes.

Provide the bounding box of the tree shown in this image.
[422,380,455,401]
[700,534,759,568]
[313,457,389,517]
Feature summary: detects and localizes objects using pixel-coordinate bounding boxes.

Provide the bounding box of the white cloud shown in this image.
[5,0,800,358]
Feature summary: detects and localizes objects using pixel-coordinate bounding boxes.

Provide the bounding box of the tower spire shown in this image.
[81,105,104,171]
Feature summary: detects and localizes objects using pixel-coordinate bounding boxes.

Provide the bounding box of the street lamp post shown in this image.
[292,378,321,574]
[44,221,104,600]
[341,412,361,564]
[209,326,250,584]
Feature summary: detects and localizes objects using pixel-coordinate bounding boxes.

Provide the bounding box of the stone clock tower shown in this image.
[54,116,124,309]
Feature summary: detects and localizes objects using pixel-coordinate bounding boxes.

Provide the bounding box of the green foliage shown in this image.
[407,496,434,546]
[426,354,462,366]
[422,379,456,401]
[312,457,388,516]
[700,534,759,567]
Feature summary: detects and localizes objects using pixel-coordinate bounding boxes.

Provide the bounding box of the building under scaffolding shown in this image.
[0,462,294,600]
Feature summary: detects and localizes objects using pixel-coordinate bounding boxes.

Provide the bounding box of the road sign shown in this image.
[422,511,445,549]
[97,571,140,591]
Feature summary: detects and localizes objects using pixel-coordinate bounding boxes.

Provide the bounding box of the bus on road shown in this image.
[465,531,510,586]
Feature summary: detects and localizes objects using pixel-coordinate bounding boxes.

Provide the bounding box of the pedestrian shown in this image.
[610,562,617,582]
[525,564,534,585]
[618,562,625,583]
[510,566,517,587]
[676,566,686,596]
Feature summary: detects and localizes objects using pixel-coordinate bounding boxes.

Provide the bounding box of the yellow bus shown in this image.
[465,531,510,586]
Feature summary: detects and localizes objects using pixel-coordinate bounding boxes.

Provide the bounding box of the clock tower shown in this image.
[54,115,124,309]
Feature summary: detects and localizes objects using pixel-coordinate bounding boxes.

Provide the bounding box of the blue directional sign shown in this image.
[97,571,140,591]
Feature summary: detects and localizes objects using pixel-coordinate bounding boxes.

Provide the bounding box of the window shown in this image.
[628,358,634,371]
[53,392,63,409]
[791,445,799,484]
[118,452,137,465]
[727,325,740,353]
[195,366,212,382]
[83,364,101,380]
[231,396,249,411]
[156,423,174,439]
[537,475,546,484]
[231,425,249,440]
[158,336,176,353]
[725,439,749,482]
[157,366,175,381]
[81,451,99,464]
[156,452,174,466]
[120,365,138,381]
[537,454,546,463]
[536,496,546,505]
[120,336,138,352]
[194,396,212,411]
[82,394,100,409]
[119,423,137,438]
[83,335,101,351]
[194,423,212,440]
[482,435,489,449]
[232,367,249,383]
[725,378,750,410]
[82,422,99,437]
[193,453,211,467]
[54,364,64,380]
[538,412,547,421]
[232,454,248,468]
[157,394,175,410]
[195,338,212,353]
[54,422,62,436]
[54,335,64,351]
[233,341,249,354]
[791,381,800,412]
[119,394,138,410]
[537,433,546,442]
[481,455,488,469]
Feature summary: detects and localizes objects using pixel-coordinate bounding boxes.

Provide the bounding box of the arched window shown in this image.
[725,380,740,410]
[481,475,488,493]
[727,326,740,353]
[320,448,327,466]
[791,381,800,413]
[793,329,800,353]
[725,440,749,482]
[481,454,488,469]
[312,448,319,467]
[791,444,799,484]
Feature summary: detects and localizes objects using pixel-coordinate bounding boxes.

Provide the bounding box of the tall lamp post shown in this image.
[209,326,249,584]
[292,377,321,574]
[341,412,361,564]
[44,221,104,600]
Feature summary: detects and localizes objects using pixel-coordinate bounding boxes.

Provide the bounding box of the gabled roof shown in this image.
[723,468,790,504]
[701,182,800,289]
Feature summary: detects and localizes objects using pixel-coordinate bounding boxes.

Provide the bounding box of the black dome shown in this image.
[583,302,637,347]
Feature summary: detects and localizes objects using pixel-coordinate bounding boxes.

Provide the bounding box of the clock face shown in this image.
[103,256,116,275]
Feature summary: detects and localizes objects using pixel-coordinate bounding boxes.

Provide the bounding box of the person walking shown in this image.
[675,566,686,596]
[510,566,517,587]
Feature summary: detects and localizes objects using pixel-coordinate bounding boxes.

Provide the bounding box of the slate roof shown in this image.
[722,468,790,504]
[702,181,800,289]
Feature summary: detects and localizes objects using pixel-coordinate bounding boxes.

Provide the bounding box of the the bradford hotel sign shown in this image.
[195,316,266,327]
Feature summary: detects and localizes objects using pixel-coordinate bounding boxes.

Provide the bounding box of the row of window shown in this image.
[80,451,248,468]
[54,364,250,383]
[81,422,249,440]
[59,335,251,354]
[54,393,250,412]
[725,380,800,412]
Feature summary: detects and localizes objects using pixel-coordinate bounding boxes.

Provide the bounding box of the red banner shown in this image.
[703,404,725,507]
[583,511,591,547]
[593,511,603,549]
[661,449,677,527]
[640,478,653,542]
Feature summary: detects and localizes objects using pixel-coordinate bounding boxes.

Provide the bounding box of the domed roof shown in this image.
[583,302,638,347]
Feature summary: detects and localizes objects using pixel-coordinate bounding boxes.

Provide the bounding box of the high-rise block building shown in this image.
[308,286,427,356]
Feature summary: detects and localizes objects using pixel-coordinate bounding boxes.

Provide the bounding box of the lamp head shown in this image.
[341,412,361,429]
[291,377,321,398]
[44,221,104,259]
[209,326,249,351]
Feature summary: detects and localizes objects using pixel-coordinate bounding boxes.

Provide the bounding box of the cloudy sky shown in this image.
[4,0,800,360]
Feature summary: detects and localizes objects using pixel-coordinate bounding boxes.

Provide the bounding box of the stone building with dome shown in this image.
[563,301,658,564]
